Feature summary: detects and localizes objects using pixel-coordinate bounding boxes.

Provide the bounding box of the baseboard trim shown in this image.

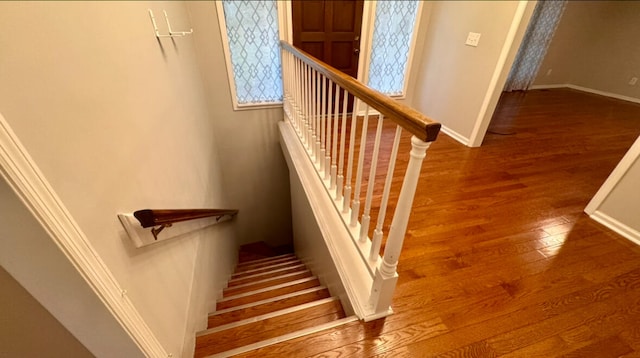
[529,84,568,90]
[590,211,640,246]
[530,84,640,105]
[0,114,166,356]
[440,125,470,146]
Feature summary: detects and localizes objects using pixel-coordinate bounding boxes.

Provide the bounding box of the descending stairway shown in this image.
[194,247,357,357]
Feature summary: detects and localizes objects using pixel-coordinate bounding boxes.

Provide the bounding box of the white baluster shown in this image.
[303,62,310,149]
[343,93,357,214]
[337,88,349,202]
[318,74,327,172]
[370,136,431,313]
[315,72,322,166]
[350,106,370,227]
[370,125,402,261]
[330,82,340,189]
[295,56,302,136]
[312,69,318,159]
[325,80,333,180]
[359,115,384,242]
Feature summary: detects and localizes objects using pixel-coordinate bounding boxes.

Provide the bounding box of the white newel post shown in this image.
[369,136,431,313]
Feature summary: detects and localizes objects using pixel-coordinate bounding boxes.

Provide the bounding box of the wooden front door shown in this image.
[292,0,364,79]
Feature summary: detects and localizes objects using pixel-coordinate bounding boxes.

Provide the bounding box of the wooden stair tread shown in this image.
[208,287,331,328]
[223,270,312,297]
[217,278,321,310]
[232,319,363,357]
[231,260,304,279]
[235,256,300,273]
[204,316,359,358]
[195,299,345,356]
[237,253,295,266]
[227,264,307,287]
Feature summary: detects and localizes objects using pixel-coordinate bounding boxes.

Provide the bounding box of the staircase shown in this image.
[194,245,356,357]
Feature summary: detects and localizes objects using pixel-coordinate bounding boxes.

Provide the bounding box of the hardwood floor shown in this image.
[248,88,640,357]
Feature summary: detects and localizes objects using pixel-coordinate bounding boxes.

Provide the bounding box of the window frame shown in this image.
[215,1,285,111]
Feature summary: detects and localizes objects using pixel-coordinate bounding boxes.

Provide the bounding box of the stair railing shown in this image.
[280,41,440,318]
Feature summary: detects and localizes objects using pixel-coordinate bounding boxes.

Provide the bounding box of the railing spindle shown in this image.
[350,106,370,227]
[330,82,340,189]
[337,88,349,202]
[325,80,333,180]
[370,125,402,260]
[320,75,327,173]
[312,68,318,159]
[359,115,384,242]
[343,93,357,214]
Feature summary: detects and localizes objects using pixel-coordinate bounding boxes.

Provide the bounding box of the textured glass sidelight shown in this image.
[368,0,419,96]
[222,0,282,104]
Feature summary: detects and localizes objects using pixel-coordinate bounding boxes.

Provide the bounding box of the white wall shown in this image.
[534,1,640,101]
[0,177,143,357]
[187,2,293,247]
[411,1,528,145]
[0,2,238,356]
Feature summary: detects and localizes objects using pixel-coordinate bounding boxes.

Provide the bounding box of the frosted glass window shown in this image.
[368,0,419,96]
[221,0,282,105]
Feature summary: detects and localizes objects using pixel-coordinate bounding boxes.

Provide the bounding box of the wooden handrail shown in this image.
[133,209,238,228]
[281,41,441,142]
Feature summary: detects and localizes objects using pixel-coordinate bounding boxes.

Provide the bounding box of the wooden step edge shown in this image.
[198,297,340,336]
[202,316,359,358]
[235,256,300,273]
[218,277,319,303]
[237,253,295,266]
[231,260,303,278]
[236,254,297,268]
[227,264,307,284]
[225,270,311,292]
[209,286,328,317]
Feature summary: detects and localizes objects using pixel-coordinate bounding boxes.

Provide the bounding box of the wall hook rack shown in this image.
[148,9,193,38]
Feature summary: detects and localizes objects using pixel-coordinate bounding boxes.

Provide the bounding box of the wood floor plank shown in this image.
[232,89,640,357]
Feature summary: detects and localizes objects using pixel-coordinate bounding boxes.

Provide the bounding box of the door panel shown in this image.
[292,0,364,79]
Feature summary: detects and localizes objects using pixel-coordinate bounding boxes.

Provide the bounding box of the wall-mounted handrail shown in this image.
[133,209,238,240]
[134,209,238,227]
[280,41,441,142]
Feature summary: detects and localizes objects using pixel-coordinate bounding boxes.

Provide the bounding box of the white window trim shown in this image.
[357,0,424,99]
[215,1,284,111]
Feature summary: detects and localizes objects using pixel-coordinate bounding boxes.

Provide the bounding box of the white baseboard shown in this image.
[590,211,640,246]
[440,125,470,146]
[529,84,640,105]
[529,84,568,90]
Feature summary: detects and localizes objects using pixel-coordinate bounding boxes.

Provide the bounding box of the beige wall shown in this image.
[598,145,640,233]
[534,1,640,99]
[0,2,240,356]
[0,266,94,358]
[411,1,525,142]
[187,1,292,247]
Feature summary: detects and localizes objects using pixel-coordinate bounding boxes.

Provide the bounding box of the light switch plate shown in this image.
[466,32,481,47]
